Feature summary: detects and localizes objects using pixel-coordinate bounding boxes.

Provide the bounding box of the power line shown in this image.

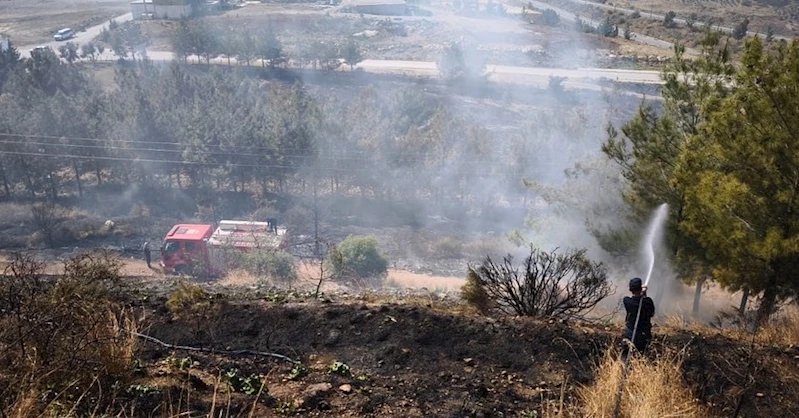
[0,149,521,178]
[0,138,502,166]
[0,133,531,165]
[0,129,529,160]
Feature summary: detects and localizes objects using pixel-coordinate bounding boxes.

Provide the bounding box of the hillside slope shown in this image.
[130,293,799,417]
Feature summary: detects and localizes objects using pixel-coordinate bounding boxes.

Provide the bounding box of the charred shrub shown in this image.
[0,252,137,415]
[327,235,388,281]
[466,246,612,319]
[29,204,74,248]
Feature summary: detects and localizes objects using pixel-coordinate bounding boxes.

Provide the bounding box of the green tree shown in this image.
[257,25,286,69]
[602,32,735,315]
[541,9,560,26]
[675,38,799,322]
[0,40,21,91]
[597,17,618,38]
[343,40,363,71]
[80,42,98,61]
[58,42,80,64]
[436,41,485,81]
[664,11,677,28]
[122,22,149,60]
[732,18,750,40]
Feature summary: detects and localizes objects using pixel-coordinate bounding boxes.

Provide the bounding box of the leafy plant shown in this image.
[461,269,493,315]
[288,363,309,380]
[127,384,161,396]
[222,368,263,395]
[328,361,352,377]
[326,235,388,280]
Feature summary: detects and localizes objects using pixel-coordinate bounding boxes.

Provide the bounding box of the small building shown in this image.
[343,0,408,16]
[131,0,193,20]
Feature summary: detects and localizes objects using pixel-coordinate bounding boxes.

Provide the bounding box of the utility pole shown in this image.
[313,168,320,258]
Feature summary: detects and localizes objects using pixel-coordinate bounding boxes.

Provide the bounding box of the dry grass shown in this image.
[218,268,259,287]
[579,349,706,418]
[758,309,799,346]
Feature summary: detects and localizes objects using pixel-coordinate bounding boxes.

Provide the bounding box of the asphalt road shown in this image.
[14,11,665,95]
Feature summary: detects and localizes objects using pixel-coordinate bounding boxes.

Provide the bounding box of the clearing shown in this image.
[0,0,129,46]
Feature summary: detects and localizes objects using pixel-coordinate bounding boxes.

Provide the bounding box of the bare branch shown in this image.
[128,330,300,364]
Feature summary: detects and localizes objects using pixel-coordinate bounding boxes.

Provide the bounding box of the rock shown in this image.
[302,382,333,409]
[756,392,765,398]
[304,382,332,396]
[464,357,475,365]
[339,384,353,393]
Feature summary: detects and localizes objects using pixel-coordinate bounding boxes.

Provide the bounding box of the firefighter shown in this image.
[621,277,655,358]
[266,217,278,234]
[143,240,152,268]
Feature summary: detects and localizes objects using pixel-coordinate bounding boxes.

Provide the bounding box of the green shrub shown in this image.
[327,235,388,279]
[460,269,493,315]
[242,250,297,284]
[431,237,464,259]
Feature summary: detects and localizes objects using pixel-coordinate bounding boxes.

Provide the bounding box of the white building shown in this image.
[131,0,193,20]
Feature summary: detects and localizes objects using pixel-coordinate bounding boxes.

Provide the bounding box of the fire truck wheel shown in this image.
[175,264,190,276]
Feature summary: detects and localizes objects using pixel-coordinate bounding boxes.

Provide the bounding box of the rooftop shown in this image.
[166,224,214,241]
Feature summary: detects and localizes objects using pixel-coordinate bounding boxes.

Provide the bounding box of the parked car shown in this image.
[53,28,74,41]
[31,46,49,56]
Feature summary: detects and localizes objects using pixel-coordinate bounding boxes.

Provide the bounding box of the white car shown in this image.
[54,28,74,41]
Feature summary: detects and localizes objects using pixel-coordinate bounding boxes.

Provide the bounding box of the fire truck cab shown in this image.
[160,223,215,275]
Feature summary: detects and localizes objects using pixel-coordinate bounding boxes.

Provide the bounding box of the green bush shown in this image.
[460,269,493,315]
[242,250,297,284]
[431,237,464,259]
[327,235,388,279]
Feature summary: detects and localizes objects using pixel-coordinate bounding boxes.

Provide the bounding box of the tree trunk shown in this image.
[95,165,103,185]
[739,288,750,313]
[692,277,705,318]
[0,158,11,198]
[19,157,36,198]
[73,159,83,198]
[48,173,57,204]
[756,278,777,325]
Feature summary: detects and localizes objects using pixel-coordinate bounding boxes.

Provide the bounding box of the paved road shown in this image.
[17,12,134,56]
[359,59,662,84]
[552,0,792,41]
[14,11,666,96]
[523,0,700,55]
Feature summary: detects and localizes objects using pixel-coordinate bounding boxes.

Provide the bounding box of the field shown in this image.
[0,0,129,46]
[602,0,799,36]
[133,1,678,69]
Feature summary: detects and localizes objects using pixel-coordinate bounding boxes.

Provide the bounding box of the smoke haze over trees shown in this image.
[0,40,628,260]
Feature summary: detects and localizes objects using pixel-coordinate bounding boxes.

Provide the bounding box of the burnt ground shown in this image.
[122,288,799,418]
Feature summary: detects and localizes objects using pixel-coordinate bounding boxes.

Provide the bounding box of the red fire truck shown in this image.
[159,220,288,276]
